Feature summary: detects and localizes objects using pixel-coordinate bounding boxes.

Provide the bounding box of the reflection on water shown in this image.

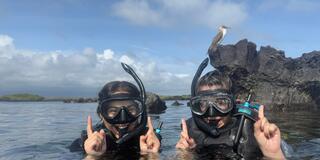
[0,101,319,160]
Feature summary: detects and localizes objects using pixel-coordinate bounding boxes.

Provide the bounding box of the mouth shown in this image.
[204,116,225,128]
[115,123,129,129]
[205,116,221,121]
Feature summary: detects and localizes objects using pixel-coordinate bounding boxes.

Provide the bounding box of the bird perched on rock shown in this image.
[208,25,230,52]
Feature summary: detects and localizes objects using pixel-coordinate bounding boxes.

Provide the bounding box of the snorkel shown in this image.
[97,63,147,144]
[233,92,260,151]
[116,63,147,144]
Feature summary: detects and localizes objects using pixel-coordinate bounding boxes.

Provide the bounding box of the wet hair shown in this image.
[196,70,232,94]
[97,81,140,115]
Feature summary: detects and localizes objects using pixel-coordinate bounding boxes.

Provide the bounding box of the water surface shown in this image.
[0,101,319,160]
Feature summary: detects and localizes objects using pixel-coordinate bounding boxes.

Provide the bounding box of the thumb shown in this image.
[99,129,106,138]
[140,135,147,144]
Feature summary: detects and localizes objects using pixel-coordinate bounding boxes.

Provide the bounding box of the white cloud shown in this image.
[258,0,320,12]
[112,0,247,28]
[113,0,166,26]
[0,35,194,96]
[0,35,13,47]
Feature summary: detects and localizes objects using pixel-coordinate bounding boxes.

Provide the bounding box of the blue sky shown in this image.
[0,0,319,96]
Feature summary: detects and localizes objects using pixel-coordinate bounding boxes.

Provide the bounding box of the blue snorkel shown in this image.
[233,92,260,151]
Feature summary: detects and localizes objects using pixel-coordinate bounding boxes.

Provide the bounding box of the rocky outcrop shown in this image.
[171,100,184,106]
[63,98,98,103]
[208,39,320,111]
[146,92,167,114]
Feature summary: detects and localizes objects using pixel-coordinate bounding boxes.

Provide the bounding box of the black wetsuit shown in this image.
[186,117,263,159]
[69,122,161,153]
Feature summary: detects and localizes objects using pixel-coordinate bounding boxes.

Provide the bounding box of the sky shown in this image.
[0,0,319,97]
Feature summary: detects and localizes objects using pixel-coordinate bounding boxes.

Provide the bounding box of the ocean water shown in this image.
[0,101,319,160]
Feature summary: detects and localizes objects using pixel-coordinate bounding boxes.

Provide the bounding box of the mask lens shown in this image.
[212,97,231,111]
[106,107,121,119]
[191,97,209,115]
[126,101,141,117]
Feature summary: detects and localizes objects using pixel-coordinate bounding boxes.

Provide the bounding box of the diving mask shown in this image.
[100,99,143,125]
[191,90,234,116]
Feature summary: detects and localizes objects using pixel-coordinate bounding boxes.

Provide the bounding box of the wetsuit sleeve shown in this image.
[280,139,292,159]
[69,138,84,152]
[68,130,87,152]
[80,130,88,151]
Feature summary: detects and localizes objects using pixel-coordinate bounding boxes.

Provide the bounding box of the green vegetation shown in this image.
[159,95,190,101]
[0,93,45,101]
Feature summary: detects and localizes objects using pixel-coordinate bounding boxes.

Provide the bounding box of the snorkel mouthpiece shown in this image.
[119,127,129,138]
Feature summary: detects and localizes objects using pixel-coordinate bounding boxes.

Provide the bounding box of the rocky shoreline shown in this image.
[208,39,320,111]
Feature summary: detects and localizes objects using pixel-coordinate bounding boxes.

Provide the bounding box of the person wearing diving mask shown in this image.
[176,58,286,159]
[70,63,161,157]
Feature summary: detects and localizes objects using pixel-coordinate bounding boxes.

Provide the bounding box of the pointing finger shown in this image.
[147,117,154,130]
[87,115,93,136]
[181,119,189,137]
[258,105,265,119]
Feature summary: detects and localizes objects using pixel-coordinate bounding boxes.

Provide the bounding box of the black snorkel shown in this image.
[233,92,260,152]
[191,58,209,97]
[111,63,147,144]
[114,62,147,144]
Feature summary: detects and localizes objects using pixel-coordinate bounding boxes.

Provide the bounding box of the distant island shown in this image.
[0,93,45,101]
[159,95,190,101]
[0,93,190,102]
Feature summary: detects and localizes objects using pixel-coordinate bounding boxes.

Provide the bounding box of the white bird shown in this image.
[208,25,230,52]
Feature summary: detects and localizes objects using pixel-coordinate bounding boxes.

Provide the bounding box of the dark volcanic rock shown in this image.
[146,92,167,114]
[63,98,98,103]
[208,39,320,111]
[171,100,183,106]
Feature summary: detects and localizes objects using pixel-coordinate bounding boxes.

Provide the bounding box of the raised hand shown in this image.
[176,118,196,149]
[140,117,160,153]
[254,105,285,159]
[84,115,107,156]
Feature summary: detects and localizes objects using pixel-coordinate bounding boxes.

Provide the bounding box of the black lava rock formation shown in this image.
[146,92,167,114]
[208,39,320,111]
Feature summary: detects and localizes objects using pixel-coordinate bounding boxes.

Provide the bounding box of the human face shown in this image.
[198,85,232,128]
[100,100,140,139]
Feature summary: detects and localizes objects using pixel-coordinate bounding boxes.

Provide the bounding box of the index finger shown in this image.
[87,115,93,136]
[258,105,265,119]
[147,116,154,130]
[181,119,189,136]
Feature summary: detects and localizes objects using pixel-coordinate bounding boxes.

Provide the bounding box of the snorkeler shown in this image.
[176,58,286,159]
[70,63,160,157]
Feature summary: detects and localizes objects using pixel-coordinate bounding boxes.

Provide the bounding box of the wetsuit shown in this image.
[186,117,263,159]
[69,122,161,153]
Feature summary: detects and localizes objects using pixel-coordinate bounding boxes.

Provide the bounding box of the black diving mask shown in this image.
[191,90,234,116]
[100,99,143,124]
